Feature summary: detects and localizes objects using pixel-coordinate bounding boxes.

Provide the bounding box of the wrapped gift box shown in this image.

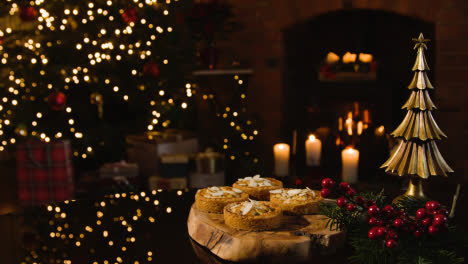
[126,130,198,177]
[99,161,138,179]
[16,140,74,206]
[160,154,190,178]
[189,149,225,188]
[148,176,187,190]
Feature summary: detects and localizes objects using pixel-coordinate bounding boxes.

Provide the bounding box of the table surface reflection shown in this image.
[17,189,349,264]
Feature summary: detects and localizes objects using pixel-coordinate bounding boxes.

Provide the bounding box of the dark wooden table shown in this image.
[3,189,352,264]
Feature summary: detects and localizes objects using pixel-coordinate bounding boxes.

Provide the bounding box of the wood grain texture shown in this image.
[187,204,346,262]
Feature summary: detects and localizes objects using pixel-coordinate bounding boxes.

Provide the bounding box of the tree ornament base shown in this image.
[393,177,427,204]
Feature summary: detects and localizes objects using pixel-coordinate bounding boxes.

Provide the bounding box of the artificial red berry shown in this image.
[427,209,437,216]
[368,205,380,217]
[438,208,449,216]
[368,217,379,226]
[414,229,423,237]
[347,203,356,211]
[425,201,440,211]
[385,239,397,248]
[393,218,404,228]
[346,188,356,197]
[422,218,432,226]
[366,199,376,208]
[386,230,398,240]
[368,227,378,239]
[376,227,387,237]
[428,225,439,235]
[354,196,365,205]
[320,188,331,198]
[339,182,351,191]
[433,214,448,227]
[409,223,417,231]
[399,210,408,218]
[337,197,348,208]
[416,208,426,219]
[321,178,336,189]
[294,178,303,186]
[383,205,394,216]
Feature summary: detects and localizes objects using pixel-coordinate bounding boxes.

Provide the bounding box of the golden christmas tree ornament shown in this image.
[380,33,454,202]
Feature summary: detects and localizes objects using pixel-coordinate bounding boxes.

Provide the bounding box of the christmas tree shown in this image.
[0,1,196,164]
[381,33,453,198]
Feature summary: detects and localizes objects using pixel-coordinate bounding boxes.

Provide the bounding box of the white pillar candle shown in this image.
[346,118,353,136]
[357,121,363,135]
[305,134,321,166]
[273,143,290,177]
[342,147,359,183]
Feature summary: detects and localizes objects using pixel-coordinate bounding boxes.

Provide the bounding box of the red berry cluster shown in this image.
[321,178,366,212]
[366,201,449,248]
[413,201,449,237]
[367,204,406,248]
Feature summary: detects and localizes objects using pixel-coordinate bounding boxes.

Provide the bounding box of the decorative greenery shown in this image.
[320,191,466,264]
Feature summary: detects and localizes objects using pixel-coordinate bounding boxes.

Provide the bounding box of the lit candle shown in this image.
[342,147,359,183]
[375,125,385,137]
[305,134,321,167]
[273,143,290,177]
[338,117,343,131]
[363,109,370,123]
[346,118,353,136]
[342,52,357,64]
[357,121,363,135]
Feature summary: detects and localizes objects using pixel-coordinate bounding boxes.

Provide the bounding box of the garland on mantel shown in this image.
[319,178,466,264]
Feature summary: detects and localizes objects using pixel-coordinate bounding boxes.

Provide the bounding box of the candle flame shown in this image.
[308,134,316,141]
[345,146,358,153]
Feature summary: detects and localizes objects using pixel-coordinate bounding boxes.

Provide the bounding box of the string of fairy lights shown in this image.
[0,0,193,159]
[21,189,188,264]
[200,73,260,163]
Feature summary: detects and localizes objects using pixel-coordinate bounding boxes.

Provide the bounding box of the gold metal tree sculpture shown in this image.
[381,33,454,200]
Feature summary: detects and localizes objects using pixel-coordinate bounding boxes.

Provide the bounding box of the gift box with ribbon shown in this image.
[16,140,74,206]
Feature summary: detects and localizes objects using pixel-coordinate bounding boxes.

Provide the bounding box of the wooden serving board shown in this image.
[187,204,346,263]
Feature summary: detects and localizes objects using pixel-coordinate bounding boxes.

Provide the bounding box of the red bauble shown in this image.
[414,229,423,237]
[416,208,427,219]
[122,8,138,24]
[376,227,387,237]
[339,182,351,192]
[368,228,378,240]
[48,92,67,111]
[143,61,160,77]
[422,218,432,226]
[354,196,365,205]
[336,197,348,208]
[428,225,439,235]
[383,205,395,216]
[321,178,336,189]
[320,188,331,198]
[347,203,356,212]
[346,188,356,197]
[438,208,449,216]
[368,205,380,217]
[19,6,38,22]
[433,214,448,227]
[385,239,397,248]
[425,201,440,211]
[393,218,404,228]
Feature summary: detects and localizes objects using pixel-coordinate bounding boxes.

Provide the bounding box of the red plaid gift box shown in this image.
[16,140,74,206]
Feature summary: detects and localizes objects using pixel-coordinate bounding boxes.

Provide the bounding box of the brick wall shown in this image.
[220,0,468,185]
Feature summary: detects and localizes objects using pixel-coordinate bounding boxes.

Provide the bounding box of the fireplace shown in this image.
[282,9,435,181]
